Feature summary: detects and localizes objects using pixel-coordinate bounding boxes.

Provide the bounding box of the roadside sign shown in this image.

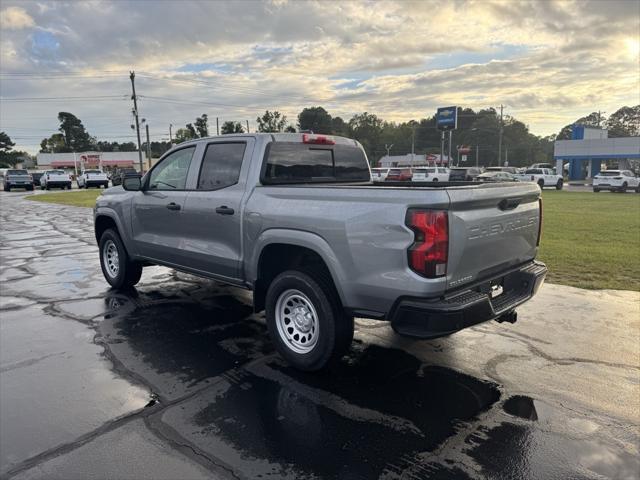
[461,155,468,162]
[436,106,457,131]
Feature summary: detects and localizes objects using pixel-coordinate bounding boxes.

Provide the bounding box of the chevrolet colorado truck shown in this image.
[2,169,34,191]
[94,133,547,370]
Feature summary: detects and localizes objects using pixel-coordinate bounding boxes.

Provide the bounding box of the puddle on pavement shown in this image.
[99,291,271,400]
[503,395,539,420]
[159,345,500,479]
[466,422,639,480]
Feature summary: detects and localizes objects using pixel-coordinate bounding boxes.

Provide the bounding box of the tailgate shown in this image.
[446,183,541,290]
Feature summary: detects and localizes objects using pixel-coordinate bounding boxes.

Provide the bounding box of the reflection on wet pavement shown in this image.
[2,192,639,479]
[158,346,500,479]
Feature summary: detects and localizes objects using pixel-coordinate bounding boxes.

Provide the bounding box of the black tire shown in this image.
[593,188,600,193]
[635,185,639,193]
[265,269,353,371]
[45,185,50,190]
[556,179,563,190]
[27,185,33,191]
[433,178,439,182]
[4,185,9,192]
[99,228,143,289]
[620,182,627,193]
[537,179,544,189]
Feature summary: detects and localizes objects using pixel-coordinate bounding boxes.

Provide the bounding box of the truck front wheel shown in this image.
[556,179,563,190]
[265,269,353,371]
[99,229,143,289]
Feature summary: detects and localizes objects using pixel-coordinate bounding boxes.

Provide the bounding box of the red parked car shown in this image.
[385,168,412,181]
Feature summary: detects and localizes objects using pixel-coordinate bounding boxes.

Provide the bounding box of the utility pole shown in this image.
[504,145,508,166]
[216,117,219,136]
[145,124,151,169]
[169,124,173,145]
[475,145,479,167]
[440,131,445,167]
[129,71,144,173]
[448,130,453,168]
[246,120,250,133]
[411,125,415,166]
[497,104,504,167]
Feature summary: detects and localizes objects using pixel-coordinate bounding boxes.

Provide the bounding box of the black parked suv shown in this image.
[111,168,138,186]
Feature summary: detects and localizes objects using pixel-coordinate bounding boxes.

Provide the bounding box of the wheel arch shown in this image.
[250,230,348,313]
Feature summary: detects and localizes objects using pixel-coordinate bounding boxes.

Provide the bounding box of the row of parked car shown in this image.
[372,165,567,189]
[0,168,138,191]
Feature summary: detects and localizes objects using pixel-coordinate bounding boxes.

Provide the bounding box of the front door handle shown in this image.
[166,202,181,211]
[215,206,235,215]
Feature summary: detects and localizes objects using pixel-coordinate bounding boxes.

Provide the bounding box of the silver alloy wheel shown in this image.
[103,240,120,278]
[275,289,319,354]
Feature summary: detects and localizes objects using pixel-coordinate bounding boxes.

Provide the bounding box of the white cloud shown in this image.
[0,6,35,29]
[0,0,638,153]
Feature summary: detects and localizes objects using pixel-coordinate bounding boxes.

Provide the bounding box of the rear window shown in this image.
[599,171,620,176]
[85,170,102,174]
[48,170,65,175]
[525,169,543,174]
[7,170,28,175]
[263,143,370,184]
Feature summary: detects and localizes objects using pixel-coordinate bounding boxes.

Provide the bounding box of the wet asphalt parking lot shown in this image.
[0,190,638,480]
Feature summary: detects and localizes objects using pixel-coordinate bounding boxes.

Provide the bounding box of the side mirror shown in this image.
[122,175,142,191]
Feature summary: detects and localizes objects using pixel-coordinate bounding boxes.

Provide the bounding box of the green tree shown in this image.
[194,114,209,137]
[0,132,15,153]
[221,121,244,134]
[606,105,640,137]
[256,110,288,132]
[39,133,66,153]
[174,127,196,144]
[331,116,347,136]
[348,112,383,161]
[57,112,95,151]
[297,106,332,134]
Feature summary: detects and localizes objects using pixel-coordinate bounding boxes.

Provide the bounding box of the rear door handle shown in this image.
[215,206,235,215]
[166,202,181,211]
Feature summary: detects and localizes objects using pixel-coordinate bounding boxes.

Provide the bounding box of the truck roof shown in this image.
[178,132,360,148]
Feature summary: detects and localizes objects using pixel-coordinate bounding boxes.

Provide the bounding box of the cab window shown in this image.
[197,142,246,190]
[148,147,195,190]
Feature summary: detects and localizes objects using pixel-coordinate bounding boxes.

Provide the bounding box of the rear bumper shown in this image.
[46,181,72,187]
[85,181,109,186]
[389,260,547,338]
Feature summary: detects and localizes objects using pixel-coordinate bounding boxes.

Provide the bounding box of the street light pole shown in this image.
[169,124,173,145]
[497,104,504,167]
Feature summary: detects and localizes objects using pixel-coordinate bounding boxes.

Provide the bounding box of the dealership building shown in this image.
[554,126,640,180]
[36,151,143,172]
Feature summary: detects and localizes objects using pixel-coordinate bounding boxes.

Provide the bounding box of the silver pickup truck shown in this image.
[94,133,546,370]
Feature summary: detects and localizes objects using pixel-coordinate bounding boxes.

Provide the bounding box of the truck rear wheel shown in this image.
[99,228,143,289]
[537,179,544,189]
[556,179,563,190]
[265,269,353,371]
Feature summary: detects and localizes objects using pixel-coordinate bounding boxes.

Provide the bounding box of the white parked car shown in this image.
[40,170,72,190]
[77,169,109,189]
[515,168,563,190]
[370,168,390,181]
[411,166,450,182]
[593,170,639,193]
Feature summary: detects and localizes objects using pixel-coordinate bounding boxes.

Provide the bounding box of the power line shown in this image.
[1,95,128,102]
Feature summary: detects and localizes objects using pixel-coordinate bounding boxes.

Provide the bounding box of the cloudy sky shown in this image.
[1,0,639,153]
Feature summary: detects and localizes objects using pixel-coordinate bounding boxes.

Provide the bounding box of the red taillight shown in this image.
[302,133,335,145]
[405,209,448,277]
[536,197,543,246]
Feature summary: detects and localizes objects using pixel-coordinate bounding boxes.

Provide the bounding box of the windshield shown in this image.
[599,171,621,176]
[525,169,543,174]
[7,170,28,175]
